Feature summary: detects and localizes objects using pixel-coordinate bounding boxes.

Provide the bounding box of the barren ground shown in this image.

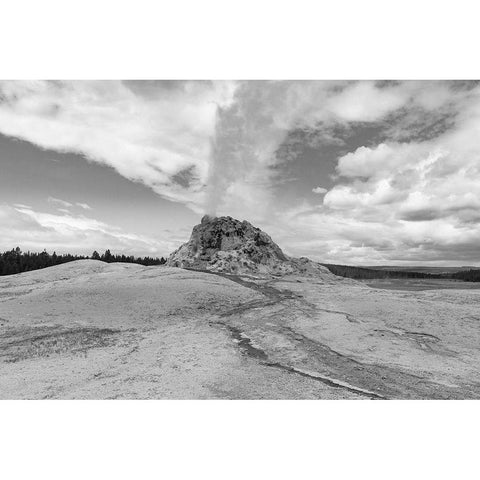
[1,260,479,399]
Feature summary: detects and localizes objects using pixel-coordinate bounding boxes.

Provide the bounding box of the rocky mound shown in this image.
[167,215,334,277]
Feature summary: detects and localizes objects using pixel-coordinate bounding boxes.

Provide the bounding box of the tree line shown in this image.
[0,247,167,276]
[321,263,480,282]
[451,269,480,282]
[1,248,479,282]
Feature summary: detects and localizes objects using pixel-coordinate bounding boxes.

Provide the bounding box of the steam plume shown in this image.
[204,81,337,216]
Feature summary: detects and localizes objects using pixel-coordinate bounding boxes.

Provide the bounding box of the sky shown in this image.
[1,80,480,265]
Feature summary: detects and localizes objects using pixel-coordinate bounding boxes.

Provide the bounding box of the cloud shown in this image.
[48,196,73,208]
[204,81,474,220]
[312,187,327,194]
[76,202,92,210]
[0,80,455,220]
[3,81,480,264]
[48,198,93,211]
[270,202,480,266]
[325,81,409,122]
[0,204,173,256]
[0,80,237,213]
[204,80,420,217]
[284,83,480,264]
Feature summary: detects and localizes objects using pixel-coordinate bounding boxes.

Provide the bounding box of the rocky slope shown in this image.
[167,215,333,277]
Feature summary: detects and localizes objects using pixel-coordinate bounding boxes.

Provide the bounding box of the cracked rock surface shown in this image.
[167,215,335,278]
[1,260,479,399]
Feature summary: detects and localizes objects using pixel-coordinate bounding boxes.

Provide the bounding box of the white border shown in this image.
[1,1,479,478]
[1,0,479,79]
[1,400,478,479]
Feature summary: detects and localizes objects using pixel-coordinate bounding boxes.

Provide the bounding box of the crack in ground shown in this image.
[372,328,450,354]
[204,271,388,398]
[212,320,383,399]
[315,307,359,323]
[405,331,441,341]
[374,328,440,342]
[264,362,385,399]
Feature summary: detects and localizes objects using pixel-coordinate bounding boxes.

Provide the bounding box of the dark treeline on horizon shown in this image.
[0,247,167,276]
[451,269,480,282]
[2,248,479,282]
[322,263,480,282]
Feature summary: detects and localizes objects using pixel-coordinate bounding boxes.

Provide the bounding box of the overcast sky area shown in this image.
[1,80,479,265]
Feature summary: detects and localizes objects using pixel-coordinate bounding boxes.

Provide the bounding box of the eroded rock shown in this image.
[167,215,334,278]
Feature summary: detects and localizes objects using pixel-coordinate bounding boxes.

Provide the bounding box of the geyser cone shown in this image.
[167,215,333,278]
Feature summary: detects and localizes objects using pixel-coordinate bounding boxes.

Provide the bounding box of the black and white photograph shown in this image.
[2,78,480,400]
[1,1,478,479]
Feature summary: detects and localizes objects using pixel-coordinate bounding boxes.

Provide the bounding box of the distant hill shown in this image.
[364,265,480,274]
[321,263,480,282]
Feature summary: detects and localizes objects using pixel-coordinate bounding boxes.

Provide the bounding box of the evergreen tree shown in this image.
[104,249,113,262]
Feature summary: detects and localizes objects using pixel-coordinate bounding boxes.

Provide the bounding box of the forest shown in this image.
[0,247,166,276]
[322,263,480,282]
[451,269,480,282]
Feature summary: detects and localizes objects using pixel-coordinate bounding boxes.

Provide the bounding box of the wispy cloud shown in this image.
[0,80,236,213]
[48,196,73,208]
[2,204,173,256]
[48,197,93,211]
[13,203,32,209]
[56,208,71,214]
[76,202,92,210]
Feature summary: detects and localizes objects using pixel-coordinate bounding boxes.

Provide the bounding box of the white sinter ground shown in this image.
[1,256,479,399]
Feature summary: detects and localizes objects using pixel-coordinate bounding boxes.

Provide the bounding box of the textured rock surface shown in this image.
[167,215,333,277]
